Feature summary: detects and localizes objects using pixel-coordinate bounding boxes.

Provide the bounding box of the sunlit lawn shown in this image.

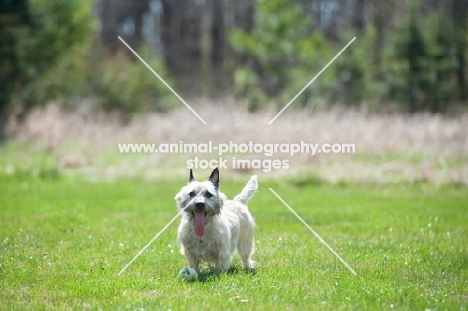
[1,175,467,310]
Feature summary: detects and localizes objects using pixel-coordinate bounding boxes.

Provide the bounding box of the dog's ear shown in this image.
[208,167,219,188]
[189,169,195,183]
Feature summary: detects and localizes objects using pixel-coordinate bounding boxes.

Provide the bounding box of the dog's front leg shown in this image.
[214,253,232,274]
[184,249,200,272]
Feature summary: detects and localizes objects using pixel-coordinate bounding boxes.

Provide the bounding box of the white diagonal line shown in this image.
[117,206,188,276]
[268,188,357,275]
[267,37,356,125]
[117,36,207,125]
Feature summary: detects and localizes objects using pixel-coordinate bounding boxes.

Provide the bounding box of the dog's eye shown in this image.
[189,191,196,197]
[205,192,213,198]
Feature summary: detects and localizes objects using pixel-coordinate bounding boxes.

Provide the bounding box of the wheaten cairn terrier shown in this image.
[175,168,257,273]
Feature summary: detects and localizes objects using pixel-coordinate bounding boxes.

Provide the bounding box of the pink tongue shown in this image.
[194,211,205,237]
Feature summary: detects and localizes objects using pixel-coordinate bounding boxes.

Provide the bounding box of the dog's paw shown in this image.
[243,260,255,270]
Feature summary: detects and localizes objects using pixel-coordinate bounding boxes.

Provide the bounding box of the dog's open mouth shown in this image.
[192,211,206,237]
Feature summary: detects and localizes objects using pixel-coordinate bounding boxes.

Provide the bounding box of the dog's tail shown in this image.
[233,175,258,205]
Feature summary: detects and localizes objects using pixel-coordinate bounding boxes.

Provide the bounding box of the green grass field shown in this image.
[1,175,467,310]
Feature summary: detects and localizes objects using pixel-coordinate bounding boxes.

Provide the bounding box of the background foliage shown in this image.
[0,0,467,119]
[0,0,92,113]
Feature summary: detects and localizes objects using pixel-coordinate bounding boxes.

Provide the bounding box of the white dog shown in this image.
[175,168,257,273]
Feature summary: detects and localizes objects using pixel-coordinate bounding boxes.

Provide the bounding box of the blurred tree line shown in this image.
[231,0,467,113]
[1,0,467,130]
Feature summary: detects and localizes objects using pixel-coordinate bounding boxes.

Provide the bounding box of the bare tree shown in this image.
[453,0,467,101]
[352,0,366,33]
[211,0,225,69]
[100,0,151,51]
[160,0,202,74]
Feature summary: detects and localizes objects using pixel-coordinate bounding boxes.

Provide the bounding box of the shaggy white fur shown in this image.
[175,168,257,273]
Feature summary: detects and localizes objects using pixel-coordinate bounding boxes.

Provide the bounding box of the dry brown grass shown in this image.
[6,98,468,184]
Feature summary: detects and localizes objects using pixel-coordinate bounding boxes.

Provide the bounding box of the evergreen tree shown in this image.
[0,0,30,137]
[394,12,430,112]
[0,0,93,120]
[230,0,332,111]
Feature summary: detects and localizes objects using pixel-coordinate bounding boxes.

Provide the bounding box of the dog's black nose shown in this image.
[195,202,204,209]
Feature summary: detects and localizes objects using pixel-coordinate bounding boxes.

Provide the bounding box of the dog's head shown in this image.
[175,168,224,237]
